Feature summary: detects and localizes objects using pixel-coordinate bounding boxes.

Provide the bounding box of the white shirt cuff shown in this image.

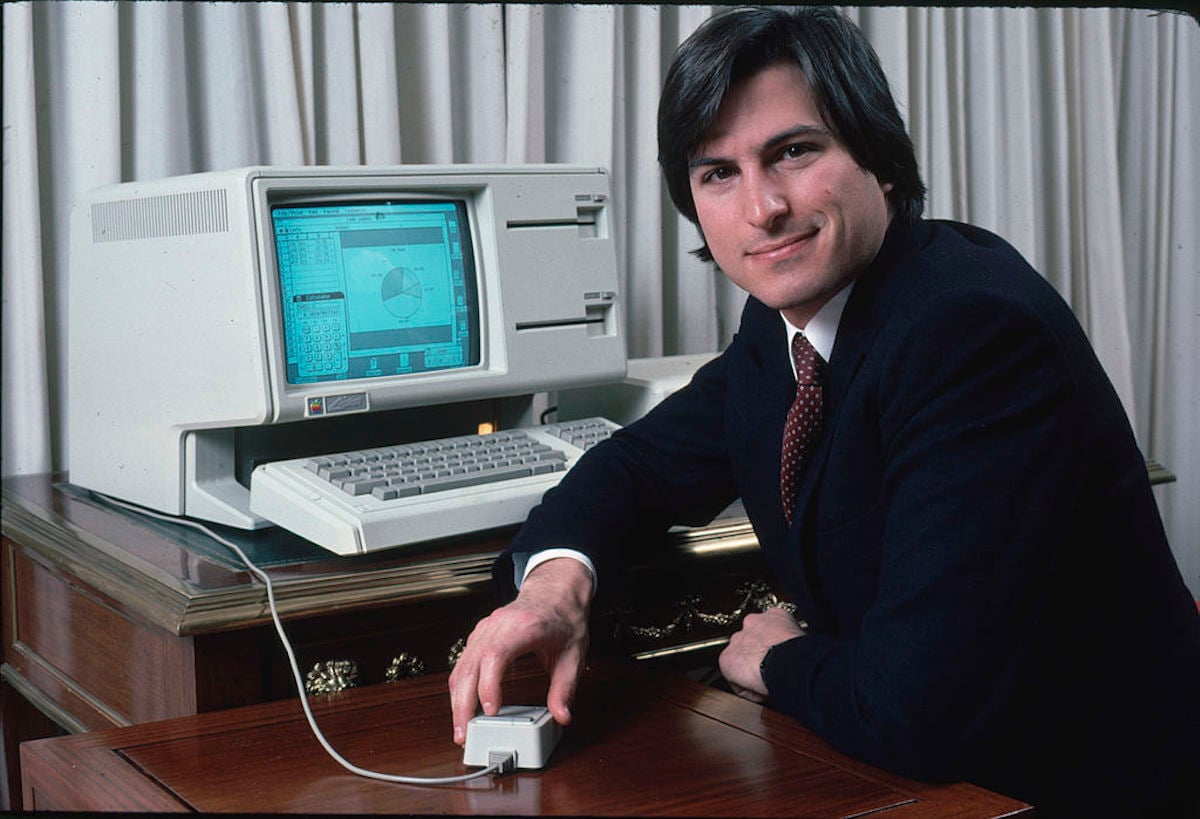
[515,548,597,592]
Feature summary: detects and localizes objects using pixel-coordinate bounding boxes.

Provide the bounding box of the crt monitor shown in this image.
[68,165,626,529]
[271,197,480,391]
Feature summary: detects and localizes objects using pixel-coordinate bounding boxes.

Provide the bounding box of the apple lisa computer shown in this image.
[68,165,627,555]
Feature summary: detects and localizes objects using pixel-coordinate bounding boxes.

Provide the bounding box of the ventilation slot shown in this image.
[92,188,229,243]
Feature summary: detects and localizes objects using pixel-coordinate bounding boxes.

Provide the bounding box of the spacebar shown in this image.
[418,465,534,494]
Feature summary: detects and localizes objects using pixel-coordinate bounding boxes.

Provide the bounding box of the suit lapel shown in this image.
[729,298,795,434]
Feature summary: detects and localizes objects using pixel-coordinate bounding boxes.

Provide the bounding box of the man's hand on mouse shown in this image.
[448,557,593,745]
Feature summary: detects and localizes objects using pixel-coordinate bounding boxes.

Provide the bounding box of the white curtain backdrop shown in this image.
[3,3,1197,595]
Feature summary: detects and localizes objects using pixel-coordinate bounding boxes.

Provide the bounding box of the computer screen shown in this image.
[271,199,481,385]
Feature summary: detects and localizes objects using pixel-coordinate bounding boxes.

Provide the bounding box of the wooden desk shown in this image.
[0,474,770,809]
[20,663,1031,816]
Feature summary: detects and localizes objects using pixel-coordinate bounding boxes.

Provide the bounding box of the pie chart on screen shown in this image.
[381,266,423,320]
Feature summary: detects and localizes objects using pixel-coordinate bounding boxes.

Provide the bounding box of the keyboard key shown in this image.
[418,464,533,493]
[341,477,390,496]
[372,483,420,501]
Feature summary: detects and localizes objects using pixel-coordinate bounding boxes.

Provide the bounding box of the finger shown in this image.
[743,610,768,629]
[731,683,766,704]
[544,645,585,726]
[448,656,481,746]
[765,606,796,625]
[717,640,736,680]
[475,650,509,717]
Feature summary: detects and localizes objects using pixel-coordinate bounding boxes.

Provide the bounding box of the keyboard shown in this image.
[249,417,619,555]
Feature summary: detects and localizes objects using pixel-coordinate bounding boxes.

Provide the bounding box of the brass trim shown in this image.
[1,484,498,635]
[1,663,95,734]
[631,637,731,662]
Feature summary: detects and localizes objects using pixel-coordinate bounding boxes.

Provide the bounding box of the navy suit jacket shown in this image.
[500,219,1200,815]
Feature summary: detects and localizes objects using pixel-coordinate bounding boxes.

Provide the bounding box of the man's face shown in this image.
[688,62,894,327]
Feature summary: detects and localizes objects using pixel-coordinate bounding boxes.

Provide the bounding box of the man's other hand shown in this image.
[448,557,593,745]
[719,607,806,701]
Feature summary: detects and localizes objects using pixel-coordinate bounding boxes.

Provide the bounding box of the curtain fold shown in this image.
[1,2,52,476]
[503,4,546,164]
[2,2,1195,594]
[1117,11,1200,594]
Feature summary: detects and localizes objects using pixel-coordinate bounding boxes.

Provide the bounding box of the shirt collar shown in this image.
[780,281,854,373]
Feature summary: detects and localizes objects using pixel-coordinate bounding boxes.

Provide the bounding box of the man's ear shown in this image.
[880,180,896,221]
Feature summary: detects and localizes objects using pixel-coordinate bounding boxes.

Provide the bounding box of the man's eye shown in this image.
[703,166,736,184]
[781,143,813,160]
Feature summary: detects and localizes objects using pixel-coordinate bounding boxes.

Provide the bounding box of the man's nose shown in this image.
[743,171,789,228]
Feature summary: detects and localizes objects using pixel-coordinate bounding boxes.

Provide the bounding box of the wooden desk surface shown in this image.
[21,663,1031,817]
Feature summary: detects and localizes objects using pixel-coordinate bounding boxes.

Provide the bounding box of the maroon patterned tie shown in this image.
[781,332,824,523]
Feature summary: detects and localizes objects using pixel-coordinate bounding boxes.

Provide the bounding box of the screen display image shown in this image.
[271,199,480,385]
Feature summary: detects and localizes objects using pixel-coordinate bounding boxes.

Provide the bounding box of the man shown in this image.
[449,7,1200,815]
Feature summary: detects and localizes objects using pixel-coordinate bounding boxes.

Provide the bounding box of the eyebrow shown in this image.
[688,124,832,171]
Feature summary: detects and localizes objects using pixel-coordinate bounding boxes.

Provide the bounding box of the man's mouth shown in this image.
[746,228,818,260]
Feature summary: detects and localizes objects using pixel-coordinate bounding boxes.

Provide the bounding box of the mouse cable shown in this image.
[98,494,509,786]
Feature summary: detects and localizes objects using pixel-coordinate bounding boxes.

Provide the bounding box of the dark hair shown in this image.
[657,6,926,261]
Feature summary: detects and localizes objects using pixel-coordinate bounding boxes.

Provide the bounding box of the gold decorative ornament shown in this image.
[304,659,359,694]
[619,580,802,642]
[384,652,427,682]
[447,637,467,669]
